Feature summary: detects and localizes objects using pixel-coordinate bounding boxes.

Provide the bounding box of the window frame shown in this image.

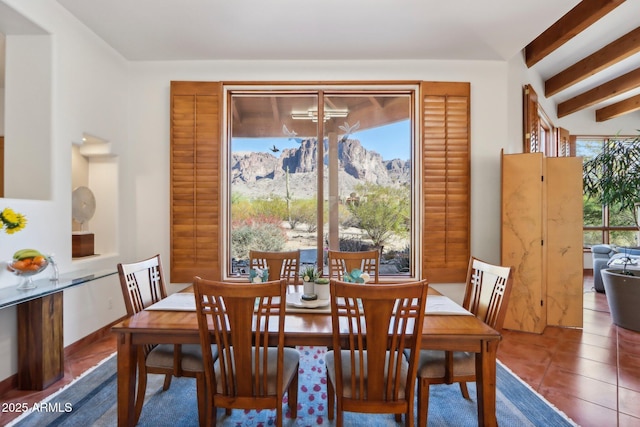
[220,83,421,281]
[577,135,639,247]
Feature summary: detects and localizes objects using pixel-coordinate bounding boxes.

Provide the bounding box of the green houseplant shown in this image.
[584,133,640,329]
[583,133,640,236]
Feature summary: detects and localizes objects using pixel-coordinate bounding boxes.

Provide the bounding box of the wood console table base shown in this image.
[17,292,64,390]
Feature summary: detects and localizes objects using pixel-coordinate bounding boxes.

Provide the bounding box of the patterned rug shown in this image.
[9,346,576,426]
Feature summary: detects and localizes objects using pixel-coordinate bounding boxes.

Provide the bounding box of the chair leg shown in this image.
[288,365,299,418]
[195,373,207,427]
[459,381,470,399]
[326,370,335,421]
[277,404,283,427]
[417,379,430,427]
[162,373,173,391]
[134,365,148,424]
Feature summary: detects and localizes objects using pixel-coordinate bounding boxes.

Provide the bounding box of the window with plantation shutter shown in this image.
[170,81,222,282]
[170,80,471,283]
[421,82,470,282]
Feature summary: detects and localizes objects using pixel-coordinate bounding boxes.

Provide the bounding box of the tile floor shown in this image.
[1,273,639,426]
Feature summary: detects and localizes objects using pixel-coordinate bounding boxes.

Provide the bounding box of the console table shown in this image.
[0,269,116,390]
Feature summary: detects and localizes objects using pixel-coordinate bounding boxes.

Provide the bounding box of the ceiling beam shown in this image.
[525,0,626,68]
[596,93,640,121]
[557,67,640,117]
[545,26,640,96]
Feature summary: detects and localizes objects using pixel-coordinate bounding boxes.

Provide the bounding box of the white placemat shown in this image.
[426,295,472,315]
[144,292,331,314]
[145,293,196,311]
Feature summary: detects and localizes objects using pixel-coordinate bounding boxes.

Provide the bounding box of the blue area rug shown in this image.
[9,346,576,426]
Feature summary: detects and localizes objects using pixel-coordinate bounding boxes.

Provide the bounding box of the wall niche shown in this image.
[71,133,118,259]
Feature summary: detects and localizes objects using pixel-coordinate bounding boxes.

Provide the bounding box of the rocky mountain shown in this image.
[231,138,410,199]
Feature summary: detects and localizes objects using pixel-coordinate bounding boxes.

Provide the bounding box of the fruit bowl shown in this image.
[7,251,49,290]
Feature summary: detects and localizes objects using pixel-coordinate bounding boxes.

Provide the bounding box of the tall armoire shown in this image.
[501,151,583,333]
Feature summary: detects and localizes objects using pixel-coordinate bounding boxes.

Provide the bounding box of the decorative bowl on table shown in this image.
[7,249,49,290]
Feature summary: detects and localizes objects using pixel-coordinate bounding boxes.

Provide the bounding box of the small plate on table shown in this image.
[286,292,330,309]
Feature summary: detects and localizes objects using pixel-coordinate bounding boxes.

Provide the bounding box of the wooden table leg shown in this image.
[475,340,498,427]
[116,332,137,427]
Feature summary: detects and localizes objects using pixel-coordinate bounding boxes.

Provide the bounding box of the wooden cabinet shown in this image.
[501,152,583,333]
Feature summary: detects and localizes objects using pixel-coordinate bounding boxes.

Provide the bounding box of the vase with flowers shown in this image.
[344,268,371,284]
[1,207,27,234]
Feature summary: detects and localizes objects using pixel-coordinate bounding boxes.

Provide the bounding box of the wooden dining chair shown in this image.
[414,256,513,427]
[327,249,380,283]
[325,279,429,427]
[117,254,209,425]
[249,249,301,291]
[193,277,300,427]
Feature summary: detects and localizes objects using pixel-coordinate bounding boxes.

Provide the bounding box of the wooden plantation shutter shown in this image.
[556,127,572,157]
[523,84,540,153]
[170,81,222,282]
[421,82,471,282]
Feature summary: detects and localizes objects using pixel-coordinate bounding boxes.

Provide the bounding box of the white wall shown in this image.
[0,87,4,134]
[0,0,130,380]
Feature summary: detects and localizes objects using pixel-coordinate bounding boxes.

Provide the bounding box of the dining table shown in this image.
[111,286,502,427]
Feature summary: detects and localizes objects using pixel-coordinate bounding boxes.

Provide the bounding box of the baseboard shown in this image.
[0,316,126,396]
[64,316,125,358]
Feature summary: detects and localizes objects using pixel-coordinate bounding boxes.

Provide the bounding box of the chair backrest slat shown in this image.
[249,250,301,285]
[194,277,287,401]
[117,254,168,357]
[463,257,513,330]
[329,279,428,402]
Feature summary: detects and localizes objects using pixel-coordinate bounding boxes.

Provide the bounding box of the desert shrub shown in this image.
[346,183,410,248]
[252,196,288,221]
[290,198,317,232]
[231,197,255,222]
[231,215,287,260]
[339,236,368,252]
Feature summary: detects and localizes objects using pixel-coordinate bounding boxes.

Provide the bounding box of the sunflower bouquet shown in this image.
[0,208,27,234]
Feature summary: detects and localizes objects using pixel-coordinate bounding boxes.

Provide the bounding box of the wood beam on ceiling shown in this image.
[557,67,640,117]
[545,26,640,97]
[525,0,626,68]
[596,93,640,121]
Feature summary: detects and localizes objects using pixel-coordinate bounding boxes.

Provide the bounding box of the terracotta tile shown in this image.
[555,339,618,365]
[620,387,640,418]
[539,365,618,410]
[619,365,640,392]
[617,327,640,344]
[550,353,617,385]
[541,389,618,427]
[620,412,640,427]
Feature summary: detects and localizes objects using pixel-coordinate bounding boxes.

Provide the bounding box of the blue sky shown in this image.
[232,120,411,161]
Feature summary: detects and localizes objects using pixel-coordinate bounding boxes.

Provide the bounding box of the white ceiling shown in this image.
[55,0,580,62]
[2,0,639,121]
